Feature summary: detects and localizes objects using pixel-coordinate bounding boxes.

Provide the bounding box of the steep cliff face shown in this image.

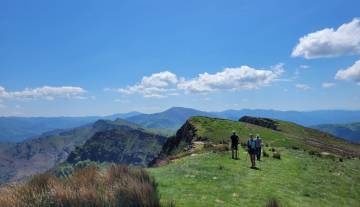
[160,120,197,156]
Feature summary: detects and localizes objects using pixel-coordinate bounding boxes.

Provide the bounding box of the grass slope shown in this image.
[150,116,360,206]
[149,148,360,207]
[183,116,360,157]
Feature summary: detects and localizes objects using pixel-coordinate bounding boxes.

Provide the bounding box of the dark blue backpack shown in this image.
[248,139,256,150]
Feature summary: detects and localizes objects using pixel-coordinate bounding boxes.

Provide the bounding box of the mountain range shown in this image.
[312,122,360,143]
[0,112,142,142]
[1,107,360,143]
[1,113,360,206]
[0,118,152,185]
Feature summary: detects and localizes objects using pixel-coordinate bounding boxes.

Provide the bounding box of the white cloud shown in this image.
[0,86,87,100]
[322,82,336,88]
[112,64,284,97]
[292,18,360,59]
[295,84,311,90]
[114,99,130,104]
[178,64,284,93]
[335,59,360,85]
[299,65,310,69]
[116,71,179,98]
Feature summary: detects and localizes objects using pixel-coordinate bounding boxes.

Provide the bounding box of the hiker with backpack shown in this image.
[255,134,262,161]
[247,134,257,168]
[230,131,239,159]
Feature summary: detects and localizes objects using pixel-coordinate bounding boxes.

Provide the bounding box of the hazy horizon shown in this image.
[2,106,360,118]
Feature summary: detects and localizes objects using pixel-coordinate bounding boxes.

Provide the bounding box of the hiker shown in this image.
[247,134,256,168]
[255,134,262,161]
[230,131,239,159]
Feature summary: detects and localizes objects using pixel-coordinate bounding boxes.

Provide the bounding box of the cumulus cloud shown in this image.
[177,64,284,93]
[116,71,179,98]
[322,82,336,88]
[0,86,87,100]
[111,64,284,98]
[292,18,360,59]
[295,84,311,90]
[335,59,360,85]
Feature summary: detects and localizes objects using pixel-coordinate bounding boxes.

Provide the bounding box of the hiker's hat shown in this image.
[232,130,236,133]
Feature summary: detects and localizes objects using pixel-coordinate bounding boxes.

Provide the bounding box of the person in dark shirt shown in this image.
[230,131,239,159]
[255,134,263,161]
[247,134,257,168]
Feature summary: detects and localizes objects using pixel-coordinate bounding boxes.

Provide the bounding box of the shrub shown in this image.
[291,146,299,150]
[263,151,269,157]
[273,152,281,160]
[0,164,160,207]
[309,150,321,157]
[266,198,281,207]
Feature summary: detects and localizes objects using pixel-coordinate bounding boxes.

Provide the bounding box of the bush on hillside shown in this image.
[309,150,321,157]
[273,152,281,160]
[266,198,281,207]
[0,165,160,207]
[263,151,269,157]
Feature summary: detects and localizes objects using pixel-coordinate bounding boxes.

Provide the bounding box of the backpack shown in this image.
[248,139,256,150]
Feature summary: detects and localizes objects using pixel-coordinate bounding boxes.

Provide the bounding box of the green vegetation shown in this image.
[184,116,360,157]
[2,115,359,207]
[149,116,360,206]
[0,165,160,207]
[149,148,360,207]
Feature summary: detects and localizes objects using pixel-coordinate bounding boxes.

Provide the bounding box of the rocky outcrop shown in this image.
[149,120,198,166]
[239,116,279,131]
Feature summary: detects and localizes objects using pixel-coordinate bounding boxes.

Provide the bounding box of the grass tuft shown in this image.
[0,164,160,207]
[263,151,270,157]
[266,198,281,207]
[273,152,281,160]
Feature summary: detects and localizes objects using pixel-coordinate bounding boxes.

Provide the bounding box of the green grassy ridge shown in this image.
[186,116,360,156]
[149,147,360,207]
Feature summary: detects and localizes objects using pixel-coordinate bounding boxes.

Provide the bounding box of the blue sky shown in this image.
[1,0,360,116]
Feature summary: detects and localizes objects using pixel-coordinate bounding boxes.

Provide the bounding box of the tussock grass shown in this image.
[266,198,281,207]
[273,152,281,159]
[0,165,160,207]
